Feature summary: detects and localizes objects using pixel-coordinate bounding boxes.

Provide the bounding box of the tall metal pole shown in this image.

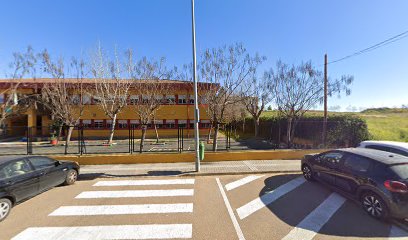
[191,0,200,172]
[322,54,328,147]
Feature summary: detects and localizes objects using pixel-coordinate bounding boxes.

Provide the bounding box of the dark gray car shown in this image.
[301,148,408,220]
[0,156,79,222]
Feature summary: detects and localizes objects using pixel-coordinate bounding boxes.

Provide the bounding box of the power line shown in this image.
[328,29,408,65]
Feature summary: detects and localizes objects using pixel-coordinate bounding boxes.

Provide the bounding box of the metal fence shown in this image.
[0,124,237,156]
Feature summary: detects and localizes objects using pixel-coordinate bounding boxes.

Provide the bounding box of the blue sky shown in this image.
[0,0,407,111]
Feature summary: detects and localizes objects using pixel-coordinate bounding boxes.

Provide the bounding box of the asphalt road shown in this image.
[1,173,408,240]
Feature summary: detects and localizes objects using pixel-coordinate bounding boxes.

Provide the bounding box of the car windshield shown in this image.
[389,163,408,179]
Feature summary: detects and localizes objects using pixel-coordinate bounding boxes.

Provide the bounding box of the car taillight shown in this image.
[384,180,408,193]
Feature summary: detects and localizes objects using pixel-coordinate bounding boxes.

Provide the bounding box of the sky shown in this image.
[0,0,407,111]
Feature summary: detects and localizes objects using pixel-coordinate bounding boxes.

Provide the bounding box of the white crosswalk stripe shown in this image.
[225,175,264,191]
[13,178,196,239]
[236,177,306,219]
[93,179,195,186]
[11,224,193,240]
[75,189,194,199]
[388,225,408,240]
[281,193,347,240]
[49,203,194,216]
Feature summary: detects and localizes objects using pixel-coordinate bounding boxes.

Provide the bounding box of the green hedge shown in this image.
[236,114,370,148]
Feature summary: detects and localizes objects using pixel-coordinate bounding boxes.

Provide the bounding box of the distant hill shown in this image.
[361,107,408,114]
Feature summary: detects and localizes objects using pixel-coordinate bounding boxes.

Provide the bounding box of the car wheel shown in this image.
[64,169,78,185]
[0,198,12,222]
[361,192,389,219]
[302,164,314,181]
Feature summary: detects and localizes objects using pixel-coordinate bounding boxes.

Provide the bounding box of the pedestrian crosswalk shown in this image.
[219,174,408,240]
[12,178,195,240]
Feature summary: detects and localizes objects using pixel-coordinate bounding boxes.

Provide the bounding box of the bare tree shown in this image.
[0,46,36,129]
[242,74,274,138]
[39,50,86,154]
[266,60,353,148]
[90,45,131,145]
[200,43,264,151]
[126,50,174,152]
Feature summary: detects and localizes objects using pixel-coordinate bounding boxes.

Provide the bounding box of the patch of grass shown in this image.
[261,109,408,142]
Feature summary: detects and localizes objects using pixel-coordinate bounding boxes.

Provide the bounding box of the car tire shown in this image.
[302,164,314,181]
[0,198,12,222]
[64,169,78,185]
[361,192,389,219]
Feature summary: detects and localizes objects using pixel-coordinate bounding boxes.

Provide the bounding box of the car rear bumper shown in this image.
[389,200,408,219]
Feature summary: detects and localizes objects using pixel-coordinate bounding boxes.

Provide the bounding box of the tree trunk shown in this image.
[64,126,74,154]
[57,125,63,142]
[254,117,260,138]
[139,125,147,153]
[212,123,219,152]
[242,118,245,133]
[154,123,159,143]
[286,118,293,149]
[207,125,212,142]
[108,114,117,145]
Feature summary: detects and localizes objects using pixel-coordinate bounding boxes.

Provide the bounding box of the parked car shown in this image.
[301,148,408,220]
[0,156,79,222]
[358,140,408,157]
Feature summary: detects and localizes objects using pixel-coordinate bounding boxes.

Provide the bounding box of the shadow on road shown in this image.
[259,174,393,238]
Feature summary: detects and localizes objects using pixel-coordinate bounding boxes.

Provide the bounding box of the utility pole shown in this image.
[191,0,200,172]
[322,54,328,148]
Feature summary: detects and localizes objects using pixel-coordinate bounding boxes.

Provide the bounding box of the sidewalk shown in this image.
[79,159,301,178]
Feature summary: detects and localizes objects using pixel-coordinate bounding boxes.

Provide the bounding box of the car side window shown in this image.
[387,147,408,157]
[0,159,33,180]
[318,152,343,166]
[343,154,371,173]
[29,157,56,170]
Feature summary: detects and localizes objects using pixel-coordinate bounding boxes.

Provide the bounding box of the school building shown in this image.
[0,78,214,139]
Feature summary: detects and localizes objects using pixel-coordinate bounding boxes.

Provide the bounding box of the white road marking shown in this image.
[236,177,306,219]
[93,179,195,186]
[388,225,408,240]
[282,192,346,240]
[75,189,194,199]
[216,178,246,240]
[11,224,192,240]
[49,203,193,216]
[225,175,264,191]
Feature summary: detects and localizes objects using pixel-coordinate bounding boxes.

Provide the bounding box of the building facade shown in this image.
[0,78,214,139]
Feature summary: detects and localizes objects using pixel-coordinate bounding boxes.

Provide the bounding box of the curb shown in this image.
[181,170,301,177]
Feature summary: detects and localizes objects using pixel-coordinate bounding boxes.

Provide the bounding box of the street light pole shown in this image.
[191,0,200,172]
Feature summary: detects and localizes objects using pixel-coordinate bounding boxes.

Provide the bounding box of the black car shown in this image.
[0,156,79,222]
[301,148,408,220]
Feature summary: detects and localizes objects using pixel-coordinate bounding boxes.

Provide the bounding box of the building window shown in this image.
[155,95,164,104]
[129,95,140,105]
[93,96,102,105]
[178,120,187,128]
[130,120,140,129]
[142,95,150,104]
[106,120,113,129]
[165,95,175,104]
[94,120,104,129]
[152,120,163,129]
[82,95,92,105]
[178,95,187,104]
[0,94,4,104]
[71,95,80,105]
[189,120,194,129]
[188,95,194,104]
[199,96,207,104]
[200,120,212,128]
[118,120,128,129]
[82,120,92,128]
[165,120,175,129]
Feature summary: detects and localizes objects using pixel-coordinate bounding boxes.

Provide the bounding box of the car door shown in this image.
[0,159,39,202]
[313,151,344,185]
[28,157,66,192]
[334,153,372,193]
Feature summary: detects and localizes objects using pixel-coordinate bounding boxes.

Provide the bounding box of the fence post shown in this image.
[26,126,32,155]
